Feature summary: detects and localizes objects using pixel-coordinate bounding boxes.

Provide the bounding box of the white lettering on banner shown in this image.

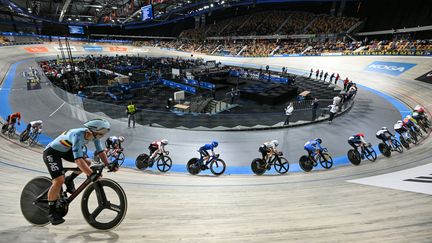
[54,46,77,52]
[368,64,405,72]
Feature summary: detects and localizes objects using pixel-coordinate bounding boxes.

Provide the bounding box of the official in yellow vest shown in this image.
[126,102,136,128]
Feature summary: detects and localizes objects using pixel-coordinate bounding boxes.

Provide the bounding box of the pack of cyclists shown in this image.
[3,104,430,226]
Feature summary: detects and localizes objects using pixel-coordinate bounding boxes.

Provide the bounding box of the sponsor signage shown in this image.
[415,70,432,84]
[83,46,103,52]
[365,61,416,76]
[132,48,149,53]
[109,46,127,52]
[54,46,77,52]
[24,46,48,53]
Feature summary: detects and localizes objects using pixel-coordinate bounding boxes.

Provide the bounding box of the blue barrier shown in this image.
[160,79,196,94]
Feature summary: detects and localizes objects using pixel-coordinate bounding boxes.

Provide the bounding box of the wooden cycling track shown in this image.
[0,44,431,242]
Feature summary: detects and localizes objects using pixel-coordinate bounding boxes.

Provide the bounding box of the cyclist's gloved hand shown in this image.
[165,151,169,155]
[278,152,283,156]
[88,172,100,182]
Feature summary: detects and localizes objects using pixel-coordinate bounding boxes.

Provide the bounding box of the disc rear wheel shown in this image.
[20,176,52,226]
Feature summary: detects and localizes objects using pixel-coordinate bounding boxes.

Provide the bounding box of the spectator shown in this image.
[346,80,354,91]
[319,70,324,80]
[335,73,340,85]
[311,98,319,121]
[329,73,335,83]
[343,77,349,91]
[315,69,319,79]
[284,102,294,125]
[309,68,313,78]
[328,104,338,123]
[126,102,137,128]
[324,72,328,82]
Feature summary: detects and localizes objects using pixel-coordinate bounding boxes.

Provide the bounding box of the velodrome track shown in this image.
[0,43,431,242]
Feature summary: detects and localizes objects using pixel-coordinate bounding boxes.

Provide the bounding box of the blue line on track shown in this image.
[0,58,412,174]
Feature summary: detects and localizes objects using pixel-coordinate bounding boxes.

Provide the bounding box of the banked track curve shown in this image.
[0,43,431,242]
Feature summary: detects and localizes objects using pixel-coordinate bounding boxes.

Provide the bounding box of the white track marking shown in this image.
[49,101,65,117]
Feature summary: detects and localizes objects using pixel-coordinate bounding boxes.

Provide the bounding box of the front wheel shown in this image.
[378,143,391,157]
[299,155,313,172]
[210,159,226,176]
[409,130,418,144]
[399,136,409,149]
[135,154,149,170]
[274,157,290,174]
[393,140,404,153]
[318,153,333,169]
[20,176,52,226]
[112,152,125,167]
[81,178,128,230]
[157,156,172,172]
[364,146,378,161]
[347,149,361,165]
[28,133,39,147]
[187,158,201,175]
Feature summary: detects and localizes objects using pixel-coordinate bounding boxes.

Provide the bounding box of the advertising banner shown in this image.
[109,46,128,52]
[365,61,416,76]
[54,46,77,52]
[24,46,48,53]
[83,46,103,52]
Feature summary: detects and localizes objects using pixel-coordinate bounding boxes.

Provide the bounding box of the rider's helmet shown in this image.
[271,140,279,147]
[84,119,110,139]
[211,140,219,147]
[37,120,43,124]
[414,105,425,113]
[118,136,125,142]
[406,115,412,119]
[397,120,403,124]
[161,138,169,145]
[381,127,387,130]
[315,138,322,144]
[356,133,364,137]
[412,112,420,119]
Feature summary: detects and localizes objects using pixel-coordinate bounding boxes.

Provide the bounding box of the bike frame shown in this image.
[35,166,104,207]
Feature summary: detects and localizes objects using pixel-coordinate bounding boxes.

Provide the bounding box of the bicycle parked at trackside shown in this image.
[187,154,226,176]
[378,136,403,158]
[347,142,377,165]
[135,152,172,172]
[299,147,333,172]
[251,152,289,175]
[20,163,127,230]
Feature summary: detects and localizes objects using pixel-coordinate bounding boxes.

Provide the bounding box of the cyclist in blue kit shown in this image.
[304,138,323,156]
[42,119,118,225]
[197,141,219,168]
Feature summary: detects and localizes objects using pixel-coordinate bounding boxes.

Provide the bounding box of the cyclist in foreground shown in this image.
[20,120,43,142]
[43,119,118,225]
[304,138,323,157]
[149,138,169,162]
[197,141,219,169]
[259,140,280,161]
